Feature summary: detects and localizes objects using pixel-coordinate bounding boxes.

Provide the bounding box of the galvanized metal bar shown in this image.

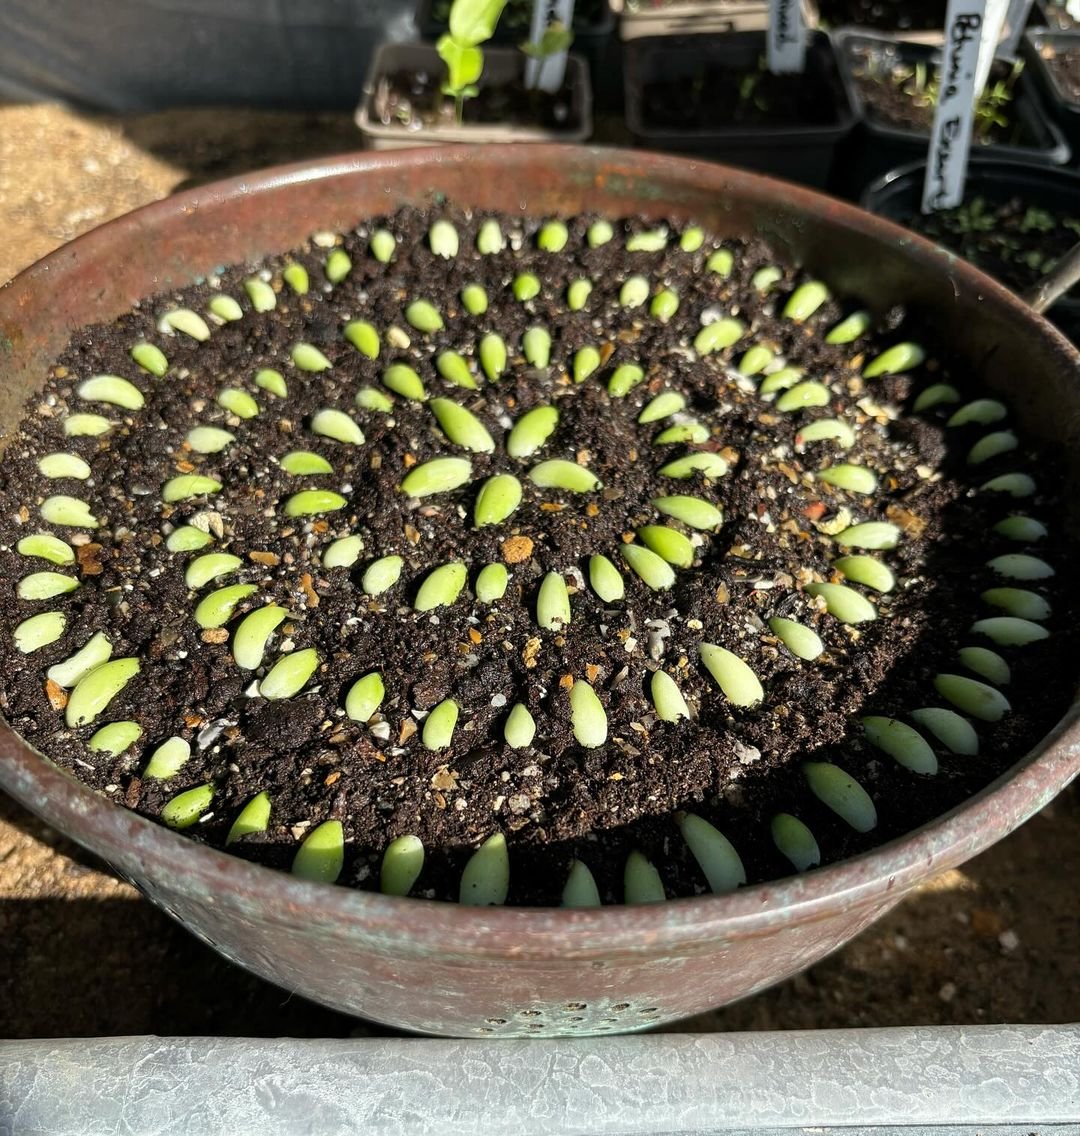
[1,1025,1077,1135]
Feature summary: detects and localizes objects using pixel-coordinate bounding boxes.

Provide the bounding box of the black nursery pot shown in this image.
[1031,0,1080,32]
[1024,31,1080,166]
[861,158,1080,343]
[831,31,1071,199]
[415,0,622,112]
[623,31,855,189]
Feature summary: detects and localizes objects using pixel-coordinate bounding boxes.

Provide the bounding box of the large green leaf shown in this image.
[447,0,509,46]
[437,34,484,91]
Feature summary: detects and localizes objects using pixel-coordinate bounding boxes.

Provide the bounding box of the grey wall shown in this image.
[0,0,418,110]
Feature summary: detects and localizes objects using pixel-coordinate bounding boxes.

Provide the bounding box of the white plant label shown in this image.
[767,0,805,73]
[921,0,1008,212]
[998,0,1036,59]
[525,0,576,94]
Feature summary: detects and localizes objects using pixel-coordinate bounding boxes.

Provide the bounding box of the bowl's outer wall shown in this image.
[1,146,1078,1037]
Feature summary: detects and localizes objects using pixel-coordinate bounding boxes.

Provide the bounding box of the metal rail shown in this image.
[1,1025,1077,1135]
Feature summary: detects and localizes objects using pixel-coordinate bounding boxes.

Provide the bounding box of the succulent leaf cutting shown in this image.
[0,206,1069,907]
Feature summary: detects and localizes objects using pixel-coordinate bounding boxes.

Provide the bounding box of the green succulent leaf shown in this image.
[448,0,508,45]
[437,35,484,91]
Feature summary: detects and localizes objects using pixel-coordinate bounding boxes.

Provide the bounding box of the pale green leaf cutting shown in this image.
[862,716,938,774]
[504,702,536,748]
[283,490,348,517]
[65,657,141,727]
[652,495,722,530]
[162,475,222,504]
[678,813,746,893]
[459,832,509,906]
[624,851,665,904]
[47,631,112,688]
[362,556,403,596]
[13,612,67,654]
[651,669,690,722]
[233,605,287,670]
[227,792,272,844]
[162,308,212,340]
[194,584,258,628]
[401,457,472,498]
[323,535,364,569]
[381,835,425,897]
[17,571,79,600]
[77,375,144,410]
[187,426,235,455]
[804,761,877,832]
[475,563,509,602]
[589,555,625,603]
[311,408,364,445]
[805,582,877,624]
[569,680,607,748]
[430,398,495,453]
[699,643,763,707]
[562,860,601,907]
[184,553,243,591]
[528,460,600,493]
[217,388,259,418]
[507,406,558,459]
[620,543,675,590]
[37,452,91,480]
[143,736,192,780]
[261,649,320,699]
[474,475,522,527]
[909,708,979,756]
[346,672,385,723]
[162,784,214,830]
[87,721,144,757]
[414,562,467,611]
[768,616,823,661]
[771,813,821,871]
[422,699,459,750]
[536,572,571,630]
[17,533,74,565]
[292,820,344,884]
[933,673,1011,722]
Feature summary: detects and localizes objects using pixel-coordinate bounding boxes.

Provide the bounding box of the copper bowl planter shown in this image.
[1,146,1078,1039]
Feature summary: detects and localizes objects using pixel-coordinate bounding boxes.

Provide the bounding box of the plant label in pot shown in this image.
[767,0,806,71]
[922,0,1012,210]
[832,29,1070,198]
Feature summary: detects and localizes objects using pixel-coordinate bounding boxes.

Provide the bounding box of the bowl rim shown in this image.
[2,144,1078,955]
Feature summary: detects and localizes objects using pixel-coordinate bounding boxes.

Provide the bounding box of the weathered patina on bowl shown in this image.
[1,146,1077,1038]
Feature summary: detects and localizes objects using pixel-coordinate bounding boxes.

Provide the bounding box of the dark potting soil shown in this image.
[0,207,1074,907]
[1038,40,1080,104]
[848,45,1035,147]
[817,0,946,32]
[900,195,1080,296]
[369,68,577,133]
[641,60,843,130]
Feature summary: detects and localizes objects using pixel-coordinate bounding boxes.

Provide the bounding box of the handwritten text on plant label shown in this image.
[922,0,1006,211]
[767,0,805,73]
